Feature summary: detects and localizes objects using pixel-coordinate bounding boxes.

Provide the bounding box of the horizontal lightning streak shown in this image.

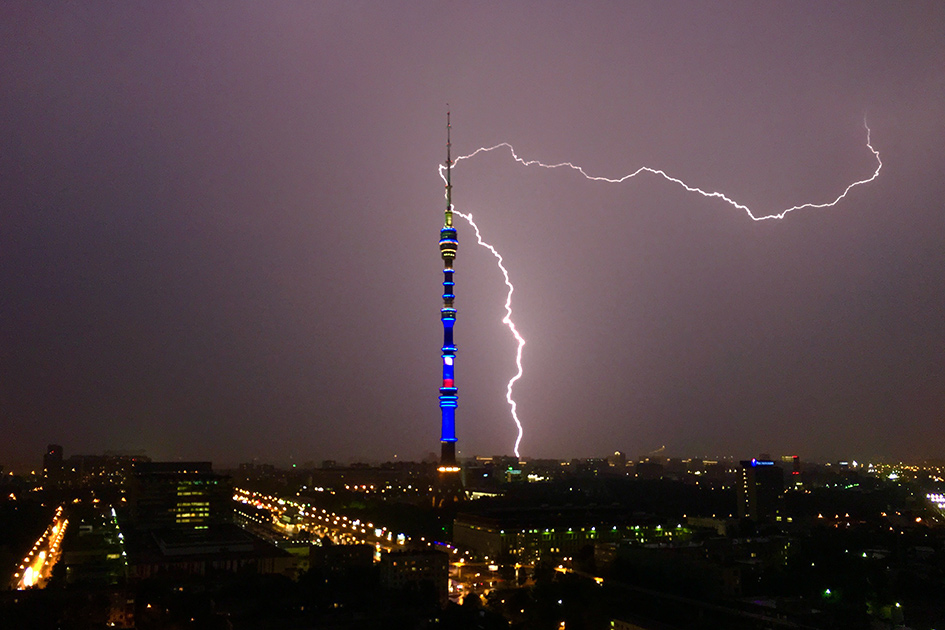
[442,120,881,458]
[454,120,881,221]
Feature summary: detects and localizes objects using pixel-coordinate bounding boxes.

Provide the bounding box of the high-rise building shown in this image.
[436,112,464,505]
[43,444,63,485]
[737,458,784,522]
[126,461,231,530]
[780,454,802,487]
[123,462,294,580]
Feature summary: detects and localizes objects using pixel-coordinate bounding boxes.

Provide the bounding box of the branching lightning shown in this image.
[440,120,881,458]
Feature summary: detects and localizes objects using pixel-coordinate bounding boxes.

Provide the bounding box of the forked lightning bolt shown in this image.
[440,120,881,458]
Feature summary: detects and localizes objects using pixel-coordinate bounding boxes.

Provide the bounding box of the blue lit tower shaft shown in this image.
[439,113,459,469]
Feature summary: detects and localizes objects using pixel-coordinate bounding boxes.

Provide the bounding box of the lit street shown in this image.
[233,488,411,553]
[10,505,67,590]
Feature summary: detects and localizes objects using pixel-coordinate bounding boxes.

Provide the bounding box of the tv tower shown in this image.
[436,111,464,504]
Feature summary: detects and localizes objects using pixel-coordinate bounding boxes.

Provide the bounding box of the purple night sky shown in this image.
[2,2,944,468]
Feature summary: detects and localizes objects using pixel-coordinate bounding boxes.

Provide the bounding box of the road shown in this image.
[233,488,412,553]
[11,505,67,590]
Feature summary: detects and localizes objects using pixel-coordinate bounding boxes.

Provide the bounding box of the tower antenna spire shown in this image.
[445,107,452,227]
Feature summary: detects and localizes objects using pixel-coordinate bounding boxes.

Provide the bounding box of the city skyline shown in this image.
[2,3,944,467]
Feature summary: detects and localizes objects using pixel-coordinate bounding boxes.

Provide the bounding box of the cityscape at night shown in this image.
[2,2,945,629]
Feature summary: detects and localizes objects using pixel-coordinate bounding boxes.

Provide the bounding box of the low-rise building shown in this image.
[454,506,684,562]
[379,549,449,606]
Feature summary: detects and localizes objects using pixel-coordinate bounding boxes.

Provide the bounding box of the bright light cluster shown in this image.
[14,505,67,589]
[443,121,881,458]
[234,487,409,547]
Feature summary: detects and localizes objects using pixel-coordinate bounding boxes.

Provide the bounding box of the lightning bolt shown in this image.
[441,120,881,458]
[453,210,526,459]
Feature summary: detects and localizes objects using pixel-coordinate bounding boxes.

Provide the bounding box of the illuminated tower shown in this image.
[436,112,464,504]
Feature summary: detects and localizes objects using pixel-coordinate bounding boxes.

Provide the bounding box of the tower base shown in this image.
[434,467,465,507]
[434,442,465,506]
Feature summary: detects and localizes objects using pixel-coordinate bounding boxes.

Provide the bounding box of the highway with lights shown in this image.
[233,488,416,553]
[10,505,67,590]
